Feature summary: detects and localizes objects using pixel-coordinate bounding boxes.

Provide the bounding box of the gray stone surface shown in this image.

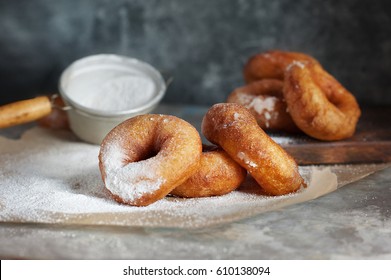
[1,0,390,106]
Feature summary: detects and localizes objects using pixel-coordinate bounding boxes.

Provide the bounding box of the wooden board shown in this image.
[276,106,391,165]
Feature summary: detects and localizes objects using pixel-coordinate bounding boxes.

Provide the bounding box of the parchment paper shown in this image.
[0,127,389,228]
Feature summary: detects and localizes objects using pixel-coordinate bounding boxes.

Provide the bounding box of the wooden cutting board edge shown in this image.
[281,141,391,165]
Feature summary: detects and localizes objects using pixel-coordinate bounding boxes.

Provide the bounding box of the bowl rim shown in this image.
[59,54,166,118]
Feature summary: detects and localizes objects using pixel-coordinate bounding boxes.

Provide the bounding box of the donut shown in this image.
[243,50,319,83]
[171,145,247,198]
[283,61,361,141]
[202,103,305,195]
[227,79,298,132]
[99,114,202,206]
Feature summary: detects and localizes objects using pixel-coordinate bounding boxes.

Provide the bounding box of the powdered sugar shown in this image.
[106,165,164,203]
[250,96,278,115]
[1,127,379,228]
[236,93,278,116]
[264,111,271,120]
[101,141,127,170]
[236,92,253,104]
[237,151,258,168]
[65,71,156,112]
[101,136,165,203]
[270,136,295,145]
[287,60,306,71]
[236,93,278,128]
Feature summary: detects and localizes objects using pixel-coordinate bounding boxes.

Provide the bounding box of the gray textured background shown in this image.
[0,0,390,106]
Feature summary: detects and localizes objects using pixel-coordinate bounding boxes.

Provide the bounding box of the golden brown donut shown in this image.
[171,145,247,198]
[99,114,202,206]
[202,103,305,195]
[283,61,361,141]
[243,50,319,83]
[227,79,298,132]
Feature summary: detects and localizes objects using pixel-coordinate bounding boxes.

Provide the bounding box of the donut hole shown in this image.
[127,149,159,164]
[121,138,160,165]
[143,150,159,161]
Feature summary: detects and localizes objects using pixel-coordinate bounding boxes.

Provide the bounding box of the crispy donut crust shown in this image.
[227,79,298,132]
[202,103,305,195]
[243,50,319,83]
[99,114,202,206]
[283,62,361,141]
[171,145,247,198]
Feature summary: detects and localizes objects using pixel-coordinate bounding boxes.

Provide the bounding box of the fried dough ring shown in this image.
[99,114,202,206]
[202,103,305,195]
[227,79,298,132]
[243,50,319,83]
[283,62,361,141]
[171,145,247,198]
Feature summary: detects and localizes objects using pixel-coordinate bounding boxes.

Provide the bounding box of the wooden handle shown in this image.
[0,96,52,129]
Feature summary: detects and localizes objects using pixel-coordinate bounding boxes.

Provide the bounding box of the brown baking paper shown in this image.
[0,127,389,228]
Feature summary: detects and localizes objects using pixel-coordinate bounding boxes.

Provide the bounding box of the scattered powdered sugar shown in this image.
[237,151,258,168]
[238,93,278,128]
[286,60,306,71]
[270,136,296,145]
[0,127,381,228]
[236,92,252,104]
[250,96,277,115]
[264,111,271,120]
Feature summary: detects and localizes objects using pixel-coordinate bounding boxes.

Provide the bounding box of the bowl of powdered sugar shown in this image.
[59,54,166,144]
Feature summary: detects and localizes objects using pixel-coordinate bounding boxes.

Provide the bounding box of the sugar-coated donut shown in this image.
[283,61,361,141]
[243,50,319,83]
[99,114,202,206]
[227,79,298,132]
[202,103,305,195]
[171,145,247,198]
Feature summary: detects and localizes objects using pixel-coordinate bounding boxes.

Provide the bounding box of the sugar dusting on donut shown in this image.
[236,94,279,128]
[286,60,306,71]
[237,151,258,168]
[226,79,299,132]
[236,92,253,104]
[202,103,305,195]
[250,96,277,115]
[99,114,202,206]
[235,92,278,116]
[248,96,278,127]
[101,140,165,203]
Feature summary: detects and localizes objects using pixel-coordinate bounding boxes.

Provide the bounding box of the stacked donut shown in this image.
[99,104,305,206]
[227,50,361,141]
